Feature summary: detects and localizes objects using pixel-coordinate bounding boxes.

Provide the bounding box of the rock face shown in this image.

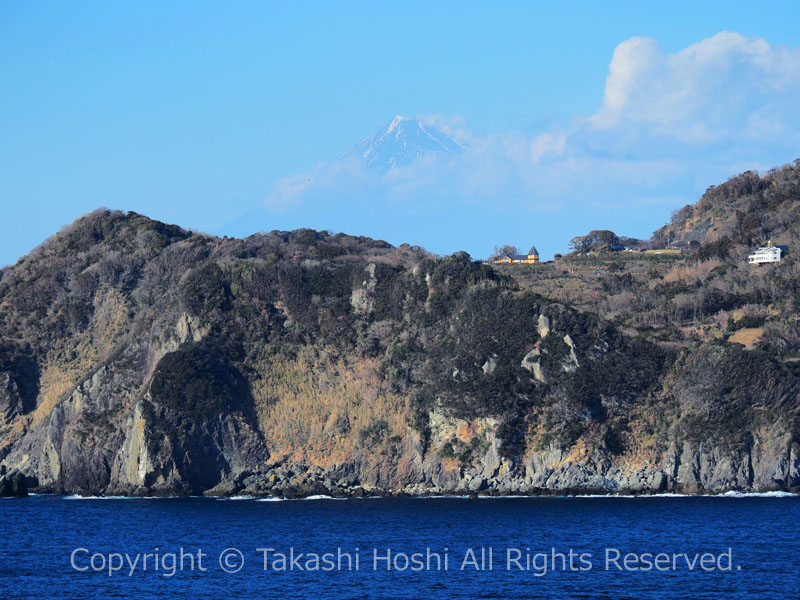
[350,263,378,314]
[561,335,579,372]
[0,468,27,497]
[537,314,550,338]
[0,210,798,498]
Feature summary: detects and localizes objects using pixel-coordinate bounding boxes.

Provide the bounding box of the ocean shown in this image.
[1,493,798,599]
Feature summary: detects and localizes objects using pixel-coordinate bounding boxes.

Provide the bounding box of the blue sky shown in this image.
[2,1,800,266]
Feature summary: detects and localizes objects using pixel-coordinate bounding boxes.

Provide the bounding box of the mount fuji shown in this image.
[339,116,463,172]
[220,115,468,242]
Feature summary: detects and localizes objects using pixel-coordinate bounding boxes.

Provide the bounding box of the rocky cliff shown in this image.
[0,204,798,497]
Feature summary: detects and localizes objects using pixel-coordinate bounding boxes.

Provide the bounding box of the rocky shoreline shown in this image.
[15,438,800,500]
[12,488,799,500]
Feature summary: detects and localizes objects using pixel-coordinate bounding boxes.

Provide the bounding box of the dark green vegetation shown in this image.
[0,161,799,496]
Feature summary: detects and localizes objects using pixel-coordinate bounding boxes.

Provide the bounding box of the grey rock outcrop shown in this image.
[351,263,378,314]
[562,334,579,372]
[537,314,550,338]
[521,346,545,382]
[0,467,27,497]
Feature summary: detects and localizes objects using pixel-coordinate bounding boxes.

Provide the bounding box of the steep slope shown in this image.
[0,207,797,497]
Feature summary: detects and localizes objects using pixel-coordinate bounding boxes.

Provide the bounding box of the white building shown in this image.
[748,241,782,264]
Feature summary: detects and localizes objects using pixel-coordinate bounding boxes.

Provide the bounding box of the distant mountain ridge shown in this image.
[339,115,463,172]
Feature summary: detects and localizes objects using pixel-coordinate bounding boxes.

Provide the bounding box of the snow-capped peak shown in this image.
[340,116,463,172]
[386,115,408,135]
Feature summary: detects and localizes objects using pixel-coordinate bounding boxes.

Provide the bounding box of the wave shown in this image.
[544,491,797,499]
[58,490,798,501]
[64,495,132,500]
[302,494,348,501]
[415,495,471,499]
[565,493,692,499]
[217,495,256,501]
[254,494,352,502]
[62,494,178,500]
[428,491,798,500]
[717,490,797,498]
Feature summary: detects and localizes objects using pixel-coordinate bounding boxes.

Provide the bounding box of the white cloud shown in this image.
[589,32,800,145]
[267,172,314,211]
[419,114,474,145]
[594,36,662,120]
[530,131,567,165]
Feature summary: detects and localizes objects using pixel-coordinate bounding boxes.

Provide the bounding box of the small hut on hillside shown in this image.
[494,245,539,264]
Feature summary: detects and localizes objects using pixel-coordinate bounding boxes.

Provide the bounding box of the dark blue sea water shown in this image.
[1,493,798,599]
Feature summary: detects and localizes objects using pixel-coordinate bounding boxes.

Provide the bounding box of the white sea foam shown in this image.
[426,491,798,500]
[64,495,128,500]
[561,491,797,499]
[254,494,352,501]
[62,494,175,500]
[566,493,689,499]
[718,490,796,498]
[302,494,347,501]
[413,495,470,499]
[476,494,539,499]
[59,490,797,501]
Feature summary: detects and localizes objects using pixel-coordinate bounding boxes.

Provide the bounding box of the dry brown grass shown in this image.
[662,259,722,284]
[728,328,764,348]
[249,347,412,467]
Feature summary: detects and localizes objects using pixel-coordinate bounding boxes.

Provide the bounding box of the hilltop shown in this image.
[1,163,799,498]
[654,160,800,252]
[507,160,800,357]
